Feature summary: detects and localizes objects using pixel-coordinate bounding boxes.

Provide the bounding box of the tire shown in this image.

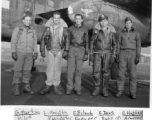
[111,61,119,80]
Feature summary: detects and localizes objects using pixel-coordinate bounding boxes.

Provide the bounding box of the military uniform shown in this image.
[11,24,38,95]
[116,24,141,98]
[66,24,89,95]
[90,15,117,96]
[40,18,69,95]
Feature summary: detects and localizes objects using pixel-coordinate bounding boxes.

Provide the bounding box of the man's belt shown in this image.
[120,48,136,51]
[93,49,112,54]
[71,43,85,47]
[89,51,112,58]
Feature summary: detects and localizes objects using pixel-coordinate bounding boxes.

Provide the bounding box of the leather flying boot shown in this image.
[102,89,109,97]
[54,86,63,95]
[116,90,123,98]
[130,92,136,99]
[13,83,21,96]
[66,89,72,95]
[40,85,51,95]
[75,90,82,96]
[23,83,34,95]
[92,86,100,96]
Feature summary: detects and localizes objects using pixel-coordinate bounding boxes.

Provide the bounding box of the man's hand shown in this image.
[89,54,94,62]
[62,50,68,60]
[135,54,140,64]
[110,56,116,63]
[12,52,17,61]
[83,54,88,61]
[115,55,119,63]
[41,52,45,58]
[33,53,38,60]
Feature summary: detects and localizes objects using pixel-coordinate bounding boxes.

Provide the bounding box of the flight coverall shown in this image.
[11,25,38,84]
[117,27,141,93]
[90,26,117,93]
[66,24,89,91]
[40,25,69,87]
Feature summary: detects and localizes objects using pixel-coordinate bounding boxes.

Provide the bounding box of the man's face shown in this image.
[75,16,83,25]
[53,14,61,25]
[125,21,132,30]
[22,16,32,26]
[100,19,108,28]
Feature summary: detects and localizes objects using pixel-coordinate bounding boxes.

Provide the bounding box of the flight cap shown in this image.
[98,14,108,22]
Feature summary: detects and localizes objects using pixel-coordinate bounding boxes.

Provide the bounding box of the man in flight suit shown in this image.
[116,17,141,99]
[90,15,117,97]
[66,14,89,95]
[39,12,69,95]
[11,12,38,96]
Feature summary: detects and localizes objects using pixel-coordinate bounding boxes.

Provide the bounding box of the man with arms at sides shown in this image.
[66,14,89,96]
[40,12,69,95]
[116,17,141,99]
[90,15,117,97]
[11,12,38,96]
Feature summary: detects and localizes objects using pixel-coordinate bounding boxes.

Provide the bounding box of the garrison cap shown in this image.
[98,14,108,22]
[125,17,132,22]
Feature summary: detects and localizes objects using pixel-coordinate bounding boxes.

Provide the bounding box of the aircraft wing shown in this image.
[37,8,73,27]
[105,0,151,17]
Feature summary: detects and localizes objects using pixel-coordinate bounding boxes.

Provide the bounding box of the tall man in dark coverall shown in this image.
[116,17,141,99]
[90,15,117,97]
[66,14,89,95]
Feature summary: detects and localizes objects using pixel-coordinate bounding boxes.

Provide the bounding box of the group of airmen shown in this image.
[11,10,141,99]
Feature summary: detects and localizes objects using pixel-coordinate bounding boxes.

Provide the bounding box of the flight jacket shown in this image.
[40,27,69,53]
[69,24,89,54]
[11,25,38,53]
[90,26,117,57]
[118,27,141,55]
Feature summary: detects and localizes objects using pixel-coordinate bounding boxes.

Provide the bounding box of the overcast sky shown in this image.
[2,0,9,9]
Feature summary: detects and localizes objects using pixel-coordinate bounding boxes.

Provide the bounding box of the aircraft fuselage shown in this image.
[2,0,151,47]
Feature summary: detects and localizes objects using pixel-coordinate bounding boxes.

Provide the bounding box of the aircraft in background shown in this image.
[35,0,151,47]
[2,0,151,47]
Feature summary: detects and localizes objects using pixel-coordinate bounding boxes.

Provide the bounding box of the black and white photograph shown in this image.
[1,0,151,108]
